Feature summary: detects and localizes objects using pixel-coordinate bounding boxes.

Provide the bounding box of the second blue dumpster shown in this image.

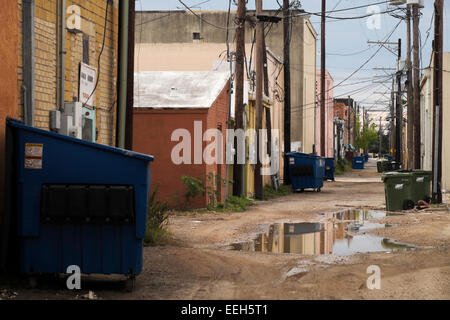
[287,152,325,192]
[324,158,335,181]
[3,118,154,288]
[352,157,365,170]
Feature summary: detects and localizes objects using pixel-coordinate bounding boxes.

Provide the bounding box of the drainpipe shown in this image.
[117,0,129,149]
[60,0,66,111]
[22,0,35,126]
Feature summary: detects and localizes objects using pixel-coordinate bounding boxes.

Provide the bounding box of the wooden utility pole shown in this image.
[412,4,421,169]
[390,79,395,155]
[262,28,275,189]
[233,0,246,197]
[320,0,326,156]
[347,96,351,145]
[379,116,383,157]
[406,7,414,169]
[432,0,443,203]
[396,38,402,167]
[283,0,291,185]
[254,0,263,200]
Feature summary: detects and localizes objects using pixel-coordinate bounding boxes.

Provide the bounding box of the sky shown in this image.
[136,0,450,124]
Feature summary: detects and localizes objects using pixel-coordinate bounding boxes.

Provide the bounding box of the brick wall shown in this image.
[17,0,119,146]
[0,0,19,222]
[206,81,230,204]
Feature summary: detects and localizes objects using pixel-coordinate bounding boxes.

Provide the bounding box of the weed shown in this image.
[263,184,292,200]
[144,185,172,246]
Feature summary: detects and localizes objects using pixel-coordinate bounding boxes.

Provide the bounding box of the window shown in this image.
[193,32,201,40]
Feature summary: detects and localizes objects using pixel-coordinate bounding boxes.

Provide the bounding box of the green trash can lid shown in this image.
[381,171,413,182]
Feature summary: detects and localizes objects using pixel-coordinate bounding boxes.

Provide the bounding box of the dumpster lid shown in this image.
[286,152,320,159]
[6,118,154,162]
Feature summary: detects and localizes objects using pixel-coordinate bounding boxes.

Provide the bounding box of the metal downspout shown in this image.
[117,0,129,149]
[60,0,66,111]
[22,0,35,126]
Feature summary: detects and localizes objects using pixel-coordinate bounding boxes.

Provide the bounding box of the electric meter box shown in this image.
[60,102,96,143]
[82,106,96,142]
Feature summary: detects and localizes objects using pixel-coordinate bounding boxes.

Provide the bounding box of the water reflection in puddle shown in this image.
[229,209,414,255]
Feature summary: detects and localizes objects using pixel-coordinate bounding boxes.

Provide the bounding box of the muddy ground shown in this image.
[5,159,450,300]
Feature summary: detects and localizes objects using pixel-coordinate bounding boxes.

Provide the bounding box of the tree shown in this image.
[356,119,379,152]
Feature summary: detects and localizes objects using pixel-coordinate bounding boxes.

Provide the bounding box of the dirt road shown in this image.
[10,159,450,300]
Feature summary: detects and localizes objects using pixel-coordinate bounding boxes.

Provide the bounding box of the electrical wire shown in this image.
[331,19,402,91]
[86,0,112,109]
[178,0,237,30]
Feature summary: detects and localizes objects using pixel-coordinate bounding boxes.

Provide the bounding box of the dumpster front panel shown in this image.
[287,153,324,191]
[324,158,335,181]
[20,224,142,275]
[7,119,153,276]
[352,157,365,170]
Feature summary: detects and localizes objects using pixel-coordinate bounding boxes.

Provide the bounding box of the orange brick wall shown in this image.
[0,0,19,222]
[133,82,230,209]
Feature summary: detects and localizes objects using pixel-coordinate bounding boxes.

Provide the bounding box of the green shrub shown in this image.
[335,158,351,176]
[180,175,205,207]
[144,185,171,246]
[207,196,254,213]
[263,184,292,200]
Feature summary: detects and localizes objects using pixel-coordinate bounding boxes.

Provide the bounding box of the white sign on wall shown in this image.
[79,62,97,108]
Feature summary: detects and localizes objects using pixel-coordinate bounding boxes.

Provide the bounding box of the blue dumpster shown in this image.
[384,155,393,161]
[2,119,154,283]
[286,152,325,192]
[353,157,365,169]
[324,158,335,181]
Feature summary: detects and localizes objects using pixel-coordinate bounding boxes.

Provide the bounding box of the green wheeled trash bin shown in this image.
[377,159,388,173]
[382,171,415,211]
[411,170,432,203]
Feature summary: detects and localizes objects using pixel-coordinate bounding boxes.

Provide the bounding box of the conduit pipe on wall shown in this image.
[22,0,35,126]
[117,0,129,149]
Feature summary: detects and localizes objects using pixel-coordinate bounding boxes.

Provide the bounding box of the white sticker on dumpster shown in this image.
[395,184,404,190]
[289,158,295,164]
[24,143,43,169]
[416,177,424,183]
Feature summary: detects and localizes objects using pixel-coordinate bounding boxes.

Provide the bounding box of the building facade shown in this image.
[133,71,230,209]
[315,69,334,157]
[135,9,317,154]
[135,42,285,189]
[419,52,450,192]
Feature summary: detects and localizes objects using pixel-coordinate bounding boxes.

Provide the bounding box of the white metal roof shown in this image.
[134,71,229,109]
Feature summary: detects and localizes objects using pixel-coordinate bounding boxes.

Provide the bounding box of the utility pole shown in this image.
[390,79,395,156]
[432,0,443,204]
[283,0,291,185]
[406,7,414,170]
[254,0,263,200]
[412,3,421,169]
[233,0,246,197]
[379,116,382,158]
[396,38,402,168]
[353,101,359,146]
[347,96,351,146]
[320,0,326,156]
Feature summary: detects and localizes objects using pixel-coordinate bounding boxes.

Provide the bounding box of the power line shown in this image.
[178,0,237,30]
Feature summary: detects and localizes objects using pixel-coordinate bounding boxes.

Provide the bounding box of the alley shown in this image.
[13,160,450,300]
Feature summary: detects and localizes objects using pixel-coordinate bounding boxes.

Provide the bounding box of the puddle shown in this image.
[228,209,414,256]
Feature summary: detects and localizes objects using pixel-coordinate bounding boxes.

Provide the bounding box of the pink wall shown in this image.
[315,70,334,158]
